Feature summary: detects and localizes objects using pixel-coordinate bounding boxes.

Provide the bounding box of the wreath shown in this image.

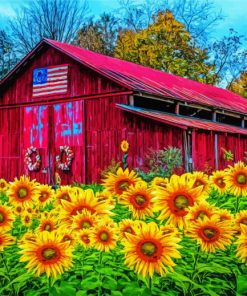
[55,146,74,171]
[24,146,41,172]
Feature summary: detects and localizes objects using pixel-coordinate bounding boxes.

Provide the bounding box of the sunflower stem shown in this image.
[186,245,200,296]
[235,197,240,214]
[146,276,153,290]
[0,252,15,295]
[48,276,52,294]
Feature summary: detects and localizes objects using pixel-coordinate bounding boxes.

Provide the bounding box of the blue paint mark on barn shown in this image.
[73,123,82,135]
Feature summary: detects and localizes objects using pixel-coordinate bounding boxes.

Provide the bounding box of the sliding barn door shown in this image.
[23,105,50,184]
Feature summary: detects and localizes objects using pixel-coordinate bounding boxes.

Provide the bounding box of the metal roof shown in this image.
[1,38,247,116]
[116,104,247,135]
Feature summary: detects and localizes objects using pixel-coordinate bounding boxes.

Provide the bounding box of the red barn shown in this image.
[0,38,247,184]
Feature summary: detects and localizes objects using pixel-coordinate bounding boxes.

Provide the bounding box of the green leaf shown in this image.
[96,267,114,275]
[237,274,247,295]
[102,276,118,290]
[76,291,87,296]
[122,287,142,296]
[81,276,100,290]
[111,291,123,296]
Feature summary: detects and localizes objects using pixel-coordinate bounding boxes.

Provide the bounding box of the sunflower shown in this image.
[120,181,155,220]
[8,176,39,207]
[21,213,33,227]
[153,175,204,229]
[186,215,235,253]
[14,205,24,217]
[37,185,54,207]
[60,188,114,227]
[37,217,57,233]
[59,229,76,247]
[215,208,234,222]
[186,202,214,223]
[90,221,118,252]
[71,209,98,231]
[150,177,169,188]
[102,167,141,197]
[0,178,8,193]
[77,229,92,248]
[225,161,247,197]
[19,231,74,277]
[120,140,129,153]
[235,210,247,233]
[123,222,181,278]
[0,231,15,251]
[119,219,137,241]
[0,204,15,231]
[190,172,210,195]
[55,186,75,205]
[160,225,181,238]
[95,190,116,207]
[209,170,228,193]
[235,224,247,265]
[19,231,36,244]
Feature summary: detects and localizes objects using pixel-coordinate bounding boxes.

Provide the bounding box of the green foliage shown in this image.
[136,146,183,181]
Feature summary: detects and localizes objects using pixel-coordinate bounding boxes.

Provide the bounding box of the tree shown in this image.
[114,10,217,84]
[75,13,121,56]
[209,29,247,86]
[10,0,89,54]
[0,30,18,79]
[118,0,223,45]
[228,72,247,98]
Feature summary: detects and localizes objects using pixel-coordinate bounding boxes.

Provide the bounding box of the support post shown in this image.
[213,111,218,169]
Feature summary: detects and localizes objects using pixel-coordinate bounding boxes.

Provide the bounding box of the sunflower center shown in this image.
[100,231,109,242]
[203,228,217,239]
[81,221,92,229]
[61,194,70,201]
[174,195,189,210]
[39,192,48,202]
[240,218,247,225]
[42,248,57,260]
[18,188,28,199]
[125,227,134,234]
[237,174,247,185]
[194,180,204,187]
[0,213,4,222]
[197,211,206,220]
[141,242,157,256]
[135,194,146,206]
[82,235,90,243]
[25,216,30,223]
[119,181,130,190]
[44,223,52,231]
[0,182,5,188]
[216,178,225,188]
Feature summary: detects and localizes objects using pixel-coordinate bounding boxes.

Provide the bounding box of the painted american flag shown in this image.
[32,64,68,97]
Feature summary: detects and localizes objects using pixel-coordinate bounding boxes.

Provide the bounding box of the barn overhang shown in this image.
[116,104,247,136]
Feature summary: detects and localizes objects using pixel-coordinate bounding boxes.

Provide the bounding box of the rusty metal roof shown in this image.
[116,104,247,135]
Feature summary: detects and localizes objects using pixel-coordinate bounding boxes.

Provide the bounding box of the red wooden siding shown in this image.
[0,44,126,105]
[85,95,184,183]
[0,108,22,180]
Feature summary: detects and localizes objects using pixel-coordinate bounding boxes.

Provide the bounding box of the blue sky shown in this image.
[0,0,246,46]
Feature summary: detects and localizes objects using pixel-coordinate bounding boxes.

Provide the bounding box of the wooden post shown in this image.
[175,103,180,115]
[183,130,189,171]
[213,111,218,169]
[241,118,245,128]
[129,95,134,106]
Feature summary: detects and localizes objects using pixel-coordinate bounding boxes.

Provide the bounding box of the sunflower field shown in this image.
[0,161,247,296]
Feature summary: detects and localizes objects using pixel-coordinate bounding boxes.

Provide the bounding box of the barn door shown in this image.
[23,105,50,184]
[52,101,84,185]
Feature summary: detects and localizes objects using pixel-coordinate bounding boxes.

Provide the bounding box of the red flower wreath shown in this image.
[24,146,42,172]
[55,146,74,171]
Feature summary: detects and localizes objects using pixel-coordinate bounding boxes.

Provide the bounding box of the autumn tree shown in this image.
[228,72,247,98]
[114,10,217,84]
[10,0,89,54]
[75,13,121,56]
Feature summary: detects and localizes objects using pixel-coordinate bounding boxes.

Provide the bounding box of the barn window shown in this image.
[216,113,242,127]
[179,105,212,120]
[134,96,176,113]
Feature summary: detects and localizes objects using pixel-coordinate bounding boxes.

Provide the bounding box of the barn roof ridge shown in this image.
[1,38,247,116]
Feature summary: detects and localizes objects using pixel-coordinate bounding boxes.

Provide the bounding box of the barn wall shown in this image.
[0,44,126,105]
[85,96,184,183]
